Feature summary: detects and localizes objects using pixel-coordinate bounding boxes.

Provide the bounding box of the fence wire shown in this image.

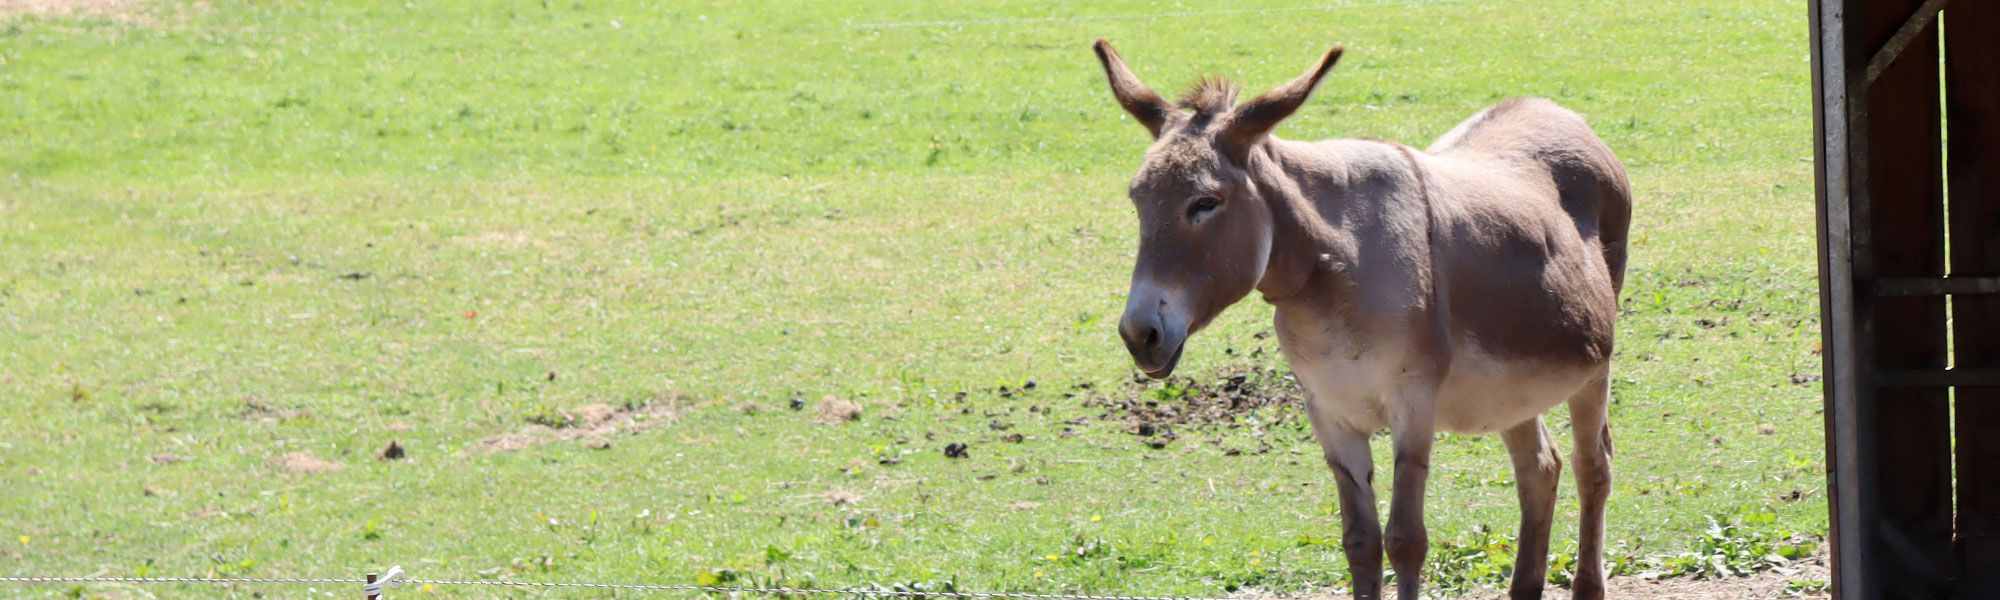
[1,576,359,585]
[1,575,1220,600]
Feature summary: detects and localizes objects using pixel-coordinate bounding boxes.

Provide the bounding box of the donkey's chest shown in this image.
[1274,315,1409,432]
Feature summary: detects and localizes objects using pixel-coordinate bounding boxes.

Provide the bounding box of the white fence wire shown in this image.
[1,571,1222,600]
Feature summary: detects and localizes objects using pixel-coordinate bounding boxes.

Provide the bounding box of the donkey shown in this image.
[1091,40,1630,600]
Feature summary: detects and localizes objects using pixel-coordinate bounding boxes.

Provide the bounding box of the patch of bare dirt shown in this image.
[470,396,683,453]
[458,230,549,249]
[1083,363,1305,449]
[0,0,140,20]
[822,489,862,507]
[277,451,343,474]
[1566,564,1830,600]
[241,396,303,424]
[814,395,863,424]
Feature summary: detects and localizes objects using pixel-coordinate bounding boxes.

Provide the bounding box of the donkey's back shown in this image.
[1429,97,1631,293]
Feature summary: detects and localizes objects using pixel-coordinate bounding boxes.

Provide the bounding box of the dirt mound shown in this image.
[277,452,343,474]
[1083,364,1306,448]
[814,396,863,424]
[471,396,683,453]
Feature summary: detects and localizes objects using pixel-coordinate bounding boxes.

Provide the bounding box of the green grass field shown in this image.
[1,1,1827,597]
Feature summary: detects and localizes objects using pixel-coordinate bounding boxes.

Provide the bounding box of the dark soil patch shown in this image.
[943,442,970,459]
[1082,364,1307,449]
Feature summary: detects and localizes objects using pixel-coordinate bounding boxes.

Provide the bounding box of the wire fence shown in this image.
[0,571,1225,600]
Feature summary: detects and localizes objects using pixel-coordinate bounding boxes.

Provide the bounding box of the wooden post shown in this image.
[1809,1,1872,595]
[367,572,380,600]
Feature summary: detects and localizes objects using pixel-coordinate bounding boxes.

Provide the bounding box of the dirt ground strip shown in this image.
[1236,557,1829,600]
[0,0,138,19]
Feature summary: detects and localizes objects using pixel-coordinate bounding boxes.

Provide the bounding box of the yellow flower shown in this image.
[16,535,27,545]
[1088,515,1102,522]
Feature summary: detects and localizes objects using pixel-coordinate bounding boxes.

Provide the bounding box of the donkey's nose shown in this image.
[1121,317,1162,355]
[1119,298,1186,378]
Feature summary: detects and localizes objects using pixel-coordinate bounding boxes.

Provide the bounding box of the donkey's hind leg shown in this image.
[1500,416,1562,600]
[1567,372,1614,600]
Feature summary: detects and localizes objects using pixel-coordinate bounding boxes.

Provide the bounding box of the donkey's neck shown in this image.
[1249,136,1425,308]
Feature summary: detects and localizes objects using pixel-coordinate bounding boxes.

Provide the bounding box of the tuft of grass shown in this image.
[1388,507,1821,596]
[1786,578,1832,596]
[1631,511,1820,581]
[1410,525,1520,596]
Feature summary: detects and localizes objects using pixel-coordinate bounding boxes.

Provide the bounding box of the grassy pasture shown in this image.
[0,0,1826,597]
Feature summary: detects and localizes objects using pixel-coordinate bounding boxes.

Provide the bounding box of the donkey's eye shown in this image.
[1187,197,1221,221]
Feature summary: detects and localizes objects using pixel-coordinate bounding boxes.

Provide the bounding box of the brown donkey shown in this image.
[1092,40,1630,600]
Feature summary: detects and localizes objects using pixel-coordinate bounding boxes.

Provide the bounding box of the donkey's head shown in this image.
[1093,39,1342,379]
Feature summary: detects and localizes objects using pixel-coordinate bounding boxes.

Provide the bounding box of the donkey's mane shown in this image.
[1176,75,1238,116]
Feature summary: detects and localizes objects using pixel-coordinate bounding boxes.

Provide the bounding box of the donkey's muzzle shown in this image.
[1119,298,1187,379]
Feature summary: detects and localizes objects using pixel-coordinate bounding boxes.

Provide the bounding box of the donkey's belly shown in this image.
[1433,344,1604,434]
[1275,307,1607,435]
[1287,358,1599,435]
[1286,349,1403,433]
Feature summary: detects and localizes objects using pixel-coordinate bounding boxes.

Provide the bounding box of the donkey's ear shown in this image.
[1220,45,1344,162]
[1093,39,1175,138]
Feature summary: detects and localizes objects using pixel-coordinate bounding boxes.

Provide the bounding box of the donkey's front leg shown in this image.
[1385,383,1439,600]
[1304,403,1382,599]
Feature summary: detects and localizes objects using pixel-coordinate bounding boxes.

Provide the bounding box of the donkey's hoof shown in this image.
[1507,582,1545,600]
[1568,580,1605,600]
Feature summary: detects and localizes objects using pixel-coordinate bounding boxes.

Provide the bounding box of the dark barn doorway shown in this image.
[1812,0,2000,597]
